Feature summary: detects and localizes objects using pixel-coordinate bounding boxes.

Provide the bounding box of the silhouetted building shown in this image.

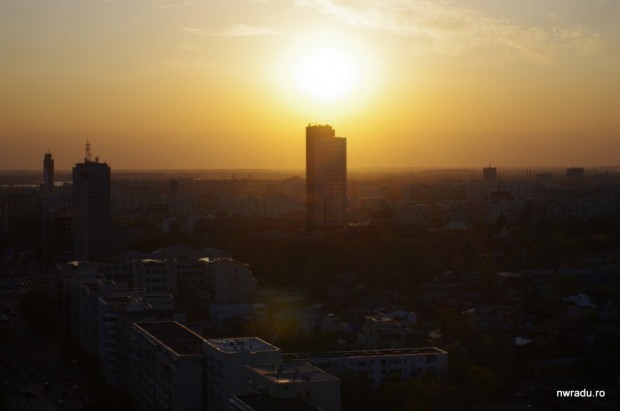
[566,167,585,182]
[43,151,54,192]
[306,124,347,229]
[73,143,113,260]
[482,166,497,182]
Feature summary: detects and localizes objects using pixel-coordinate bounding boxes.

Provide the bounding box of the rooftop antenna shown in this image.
[85,140,93,162]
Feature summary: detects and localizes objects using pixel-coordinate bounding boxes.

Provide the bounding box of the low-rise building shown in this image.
[245,362,340,411]
[284,347,448,388]
[204,337,281,411]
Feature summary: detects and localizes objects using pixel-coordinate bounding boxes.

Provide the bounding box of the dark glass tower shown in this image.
[43,152,54,192]
[72,145,112,260]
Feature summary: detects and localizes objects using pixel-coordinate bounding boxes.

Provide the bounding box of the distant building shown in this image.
[566,167,585,182]
[306,124,347,229]
[357,315,410,348]
[482,166,497,182]
[43,151,54,192]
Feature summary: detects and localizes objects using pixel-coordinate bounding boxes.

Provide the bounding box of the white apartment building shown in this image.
[245,362,340,411]
[97,293,176,386]
[129,322,206,411]
[204,337,281,411]
[284,347,448,388]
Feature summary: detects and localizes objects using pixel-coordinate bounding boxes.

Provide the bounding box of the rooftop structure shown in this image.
[134,321,205,356]
[246,363,341,411]
[285,347,445,360]
[247,362,338,384]
[206,337,278,354]
[230,394,321,411]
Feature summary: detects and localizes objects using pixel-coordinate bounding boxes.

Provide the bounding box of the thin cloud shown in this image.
[295,0,606,62]
[152,0,194,8]
[184,24,282,37]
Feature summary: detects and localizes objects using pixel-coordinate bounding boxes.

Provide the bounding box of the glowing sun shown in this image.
[294,48,361,102]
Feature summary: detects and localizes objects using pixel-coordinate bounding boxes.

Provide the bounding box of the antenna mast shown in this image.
[85,140,93,162]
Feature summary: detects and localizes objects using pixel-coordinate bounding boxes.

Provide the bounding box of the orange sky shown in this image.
[1,0,619,170]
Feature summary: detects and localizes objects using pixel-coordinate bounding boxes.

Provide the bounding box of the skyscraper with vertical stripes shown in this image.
[306,124,347,229]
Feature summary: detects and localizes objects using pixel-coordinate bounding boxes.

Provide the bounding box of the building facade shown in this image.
[285,347,448,388]
[129,322,206,411]
[72,148,113,260]
[43,151,54,192]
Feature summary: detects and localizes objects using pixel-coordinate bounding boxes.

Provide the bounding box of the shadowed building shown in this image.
[566,167,585,182]
[482,166,497,182]
[43,151,54,192]
[73,143,113,260]
[306,124,347,229]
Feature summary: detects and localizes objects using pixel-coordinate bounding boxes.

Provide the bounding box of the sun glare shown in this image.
[274,32,379,115]
[294,48,361,102]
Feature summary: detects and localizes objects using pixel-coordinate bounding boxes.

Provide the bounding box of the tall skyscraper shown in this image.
[73,143,112,260]
[43,151,54,192]
[306,124,347,229]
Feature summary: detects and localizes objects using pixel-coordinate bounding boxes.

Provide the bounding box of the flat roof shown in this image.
[248,363,338,383]
[134,321,204,356]
[140,258,164,263]
[284,347,447,361]
[205,337,279,354]
[100,295,141,304]
[231,394,320,411]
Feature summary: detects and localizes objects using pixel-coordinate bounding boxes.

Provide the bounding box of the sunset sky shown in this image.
[1,0,619,170]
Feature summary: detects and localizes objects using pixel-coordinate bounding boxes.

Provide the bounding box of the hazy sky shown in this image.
[1,0,619,170]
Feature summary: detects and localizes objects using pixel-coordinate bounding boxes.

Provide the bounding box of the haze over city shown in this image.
[2,0,620,170]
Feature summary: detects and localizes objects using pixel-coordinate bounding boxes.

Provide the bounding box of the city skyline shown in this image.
[1,1,620,170]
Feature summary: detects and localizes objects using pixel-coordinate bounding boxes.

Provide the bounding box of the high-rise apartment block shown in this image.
[73,143,113,260]
[306,124,347,229]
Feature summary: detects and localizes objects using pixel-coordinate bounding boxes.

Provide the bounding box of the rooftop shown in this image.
[134,321,204,356]
[231,394,320,411]
[100,295,141,305]
[284,347,447,361]
[248,363,338,383]
[206,337,279,354]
